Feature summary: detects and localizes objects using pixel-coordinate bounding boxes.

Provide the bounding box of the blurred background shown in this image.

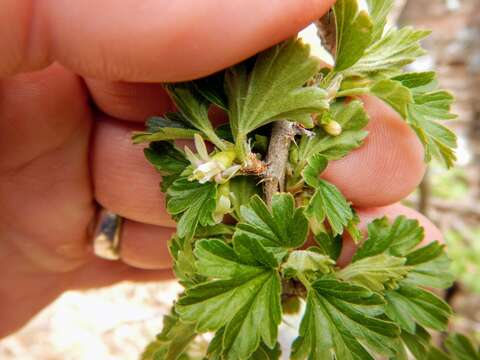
[1,0,479,358]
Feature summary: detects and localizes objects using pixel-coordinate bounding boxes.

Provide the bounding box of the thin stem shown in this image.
[234,134,248,163]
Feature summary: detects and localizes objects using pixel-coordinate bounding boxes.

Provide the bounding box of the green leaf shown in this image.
[298,99,369,162]
[144,142,190,192]
[194,234,278,276]
[229,176,261,219]
[194,223,235,239]
[404,241,455,289]
[370,79,413,118]
[400,326,432,360]
[169,236,203,287]
[411,118,457,168]
[412,90,457,120]
[176,239,282,360]
[347,212,363,244]
[250,342,282,360]
[192,71,227,111]
[445,333,480,360]
[407,91,457,168]
[236,193,309,251]
[302,153,328,187]
[133,128,200,144]
[333,0,374,71]
[226,39,328,142]
[164,83,225,149]
[346,216,454,335]
[142,309,196,360]
[366,0,394,42]
[147,112,193,131]
[346,27,430,77]
[291,279,400,360]
[338,254,409,292]
[282,250,335,278]
[314,232,343,261]
[215,123,234,142]
[208,336,281,360]
[372,72,458,167]
[385,284,452,334]
[132,112,198,144]
[427,347,451,360]
[167,174,217,240]
[304,161,354,236]
[132,112,200,143]
[392,71,437,92]
[352,216,453,289]
[352,216,424,261]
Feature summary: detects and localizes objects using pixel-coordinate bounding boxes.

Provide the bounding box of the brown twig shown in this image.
[264,121,294,205]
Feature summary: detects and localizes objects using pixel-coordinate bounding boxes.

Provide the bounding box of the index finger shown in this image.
[2,0,334,81]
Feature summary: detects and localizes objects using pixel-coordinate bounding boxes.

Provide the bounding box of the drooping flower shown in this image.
[213,183,234,223]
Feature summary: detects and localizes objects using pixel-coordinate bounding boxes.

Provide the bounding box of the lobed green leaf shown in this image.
[167,174,217,241]
[366,0,394,42]
[144,142,190,192]
[333,0,373,71]
[292,278,400,360]
[225,39,328,143]
[177,239,282,359]
[236,193,309,251]
[385,284,451,334]
[141,309,196,360]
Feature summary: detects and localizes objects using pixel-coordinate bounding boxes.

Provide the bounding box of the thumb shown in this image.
[1,0,335,81]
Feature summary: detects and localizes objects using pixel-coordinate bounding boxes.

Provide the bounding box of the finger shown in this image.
[323,96,426,208]
[87,79,231,124]
[86,79,174,122]
[337,203,442,266]
[119,220,174,270]
[92,115,176,227]
[0,64,94,271]
[70,259,174,290]
[3,0,335,80]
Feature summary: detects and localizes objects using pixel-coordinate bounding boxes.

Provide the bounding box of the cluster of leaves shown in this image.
[327,0,457,167]
[134,0,463,359]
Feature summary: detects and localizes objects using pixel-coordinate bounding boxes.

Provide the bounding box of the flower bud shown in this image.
[213,183,233,223]
[323,120,342,136]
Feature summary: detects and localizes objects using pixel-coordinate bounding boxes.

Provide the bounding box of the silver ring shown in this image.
[92,209,123,260]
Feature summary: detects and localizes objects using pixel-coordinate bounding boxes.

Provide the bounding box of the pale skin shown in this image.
[0,0,443,338]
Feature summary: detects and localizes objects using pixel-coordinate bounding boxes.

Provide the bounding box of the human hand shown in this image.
[0,0,441,338]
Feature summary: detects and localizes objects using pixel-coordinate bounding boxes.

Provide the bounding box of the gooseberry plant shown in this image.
[134,0,472,359]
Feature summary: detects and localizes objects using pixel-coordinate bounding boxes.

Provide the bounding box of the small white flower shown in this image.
[193,161,225,184]
[186,134,240,184]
